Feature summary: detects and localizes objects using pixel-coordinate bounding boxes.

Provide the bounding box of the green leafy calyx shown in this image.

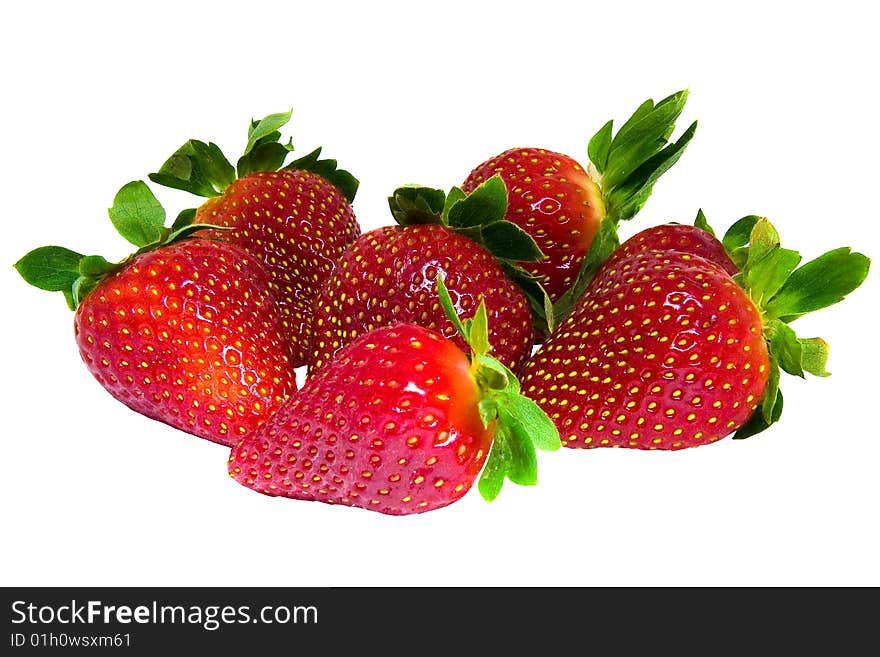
[538,90,697,327]
[589,89,697,225]
[695,213,870,440]
[551,216,621,325]
[15,180,226,310]
[149,109,358,202]
[388,176,541,260]
[388,176,552,334]
[436,276,561,501]
[285,147,359,203]
[149,139,236,198]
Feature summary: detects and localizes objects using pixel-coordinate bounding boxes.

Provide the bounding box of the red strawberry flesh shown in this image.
[74,239,296,446]
[608,223,739,276]
[308,224,534,374]
[463,148,604,302]
[229,324,492,514]
[522,249,769,449]
[195,169,360,366]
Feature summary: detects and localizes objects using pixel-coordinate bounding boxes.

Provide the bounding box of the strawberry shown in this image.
[148,110,360,367]
[308,177,538,374]
[463,148,603,304]
[603,211,738,276]
[463,90,697,315]
[229,278,560,514]
[15,181,297,446]
[520,214,870,449]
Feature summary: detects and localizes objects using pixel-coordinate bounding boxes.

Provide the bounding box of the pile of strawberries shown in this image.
[16,94,870,515]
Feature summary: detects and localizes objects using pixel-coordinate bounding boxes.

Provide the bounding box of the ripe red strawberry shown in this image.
[230,280,559,515]
[15,181,297,446]
[149,110,360,366]
[520,215,869,449]
[308,177,538,374]
[463,91,697,309]
[308,224,534,374]
[604,214,738,276]
[463,148,604,303]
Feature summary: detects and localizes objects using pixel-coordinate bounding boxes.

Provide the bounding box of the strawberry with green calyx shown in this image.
[148,110,360,366]
[308,175,537,374]
[463,90,697,316]
[520,214,869,449]
[15,181,297,446]
[436,277,562,501]
[229,277,560,514]
[388,174,553,330]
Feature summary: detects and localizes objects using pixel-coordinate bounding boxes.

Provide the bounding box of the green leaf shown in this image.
[435,275,468,342]
[733,389,784,440]
[149,139,236,197]
[445,174,508,229]
[329,169,359,204]
[614,98,655,135]
[78,255,115,278]
[475,369,562,500]
[721,215,761,252]
[551,216,620,322]
[171,208,197,232]
[468,301,491,358]
[286,147,359,202]
[478,398,498,429]
[477,435,510,501]
[243,109,293,156]
[744,218,780,267]
[454,293,561,501]
[452,225,484,245]
[14,245,84,292]
[165,223,229,245]
[768,319,805,378]
[481,220,544,262]
[237,140,294,177]
[744,248,803,307]
[388,185,446,226]
[72,275,101,308]
[473,354,512,391]
[236,112,293,176]
[442,186,467,218]
[605,119,697,224]
[613,98,656,139]
[693,208,715,236]
[498,408,538,486]
[107,181,166,247]
[767,320,832,379]
[494,391,561,451]
[735,218,801,306]
[799,338,830,377]
[720,215,761,268]
[764,247,870,321]
[603,90,690,191]
[587,119,613,173]
[502,265,554,337]
[760,358,782,425]
[732,357,783,439]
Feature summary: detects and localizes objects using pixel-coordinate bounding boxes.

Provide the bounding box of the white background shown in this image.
[2,0,878,587]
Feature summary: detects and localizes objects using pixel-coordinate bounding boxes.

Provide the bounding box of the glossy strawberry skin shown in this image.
[74,239,296,446]
[307,224,534,374]
[606,223,739,276]
[195,169,360,366]
[229,324,492,515]
[520,247,770,450]
[463,148,604,302]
